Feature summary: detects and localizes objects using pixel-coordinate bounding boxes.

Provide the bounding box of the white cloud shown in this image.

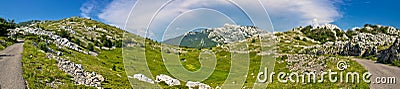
[82,0,342,40]
[264,0,341,30]
[98,0,136,26]
[80,0,95,18]
[80,0,111,18]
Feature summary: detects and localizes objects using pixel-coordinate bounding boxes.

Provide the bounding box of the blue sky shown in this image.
[0,0,87,22]
[333,0,400,30]
[0,0,399,38]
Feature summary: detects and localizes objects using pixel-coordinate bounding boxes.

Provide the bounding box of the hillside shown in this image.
[9,17,131,88]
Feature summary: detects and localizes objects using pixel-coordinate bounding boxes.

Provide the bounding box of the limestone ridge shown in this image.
[295,24,400,64]
[276,23,399,65]
[163,24,267,48]
[10,17,124,52]
[311,25,398,55]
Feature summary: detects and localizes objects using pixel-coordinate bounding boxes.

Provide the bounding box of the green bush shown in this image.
[102,39,112,48]
[294,36,301,40]
[300,25,343,43]
[115,40,122,48]
[392,60,400,67]
[87,43,95,51]
[38,42,48,52]
[302,38,307,41]
[58,29,70,39]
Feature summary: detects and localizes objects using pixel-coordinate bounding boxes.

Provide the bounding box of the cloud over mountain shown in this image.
[81,0,342,39]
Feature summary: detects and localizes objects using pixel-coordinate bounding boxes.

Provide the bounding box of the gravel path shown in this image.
[354,58,400,89]
[0,43,26,89]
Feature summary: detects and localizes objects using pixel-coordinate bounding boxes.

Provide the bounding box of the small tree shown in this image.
[0,17,16,36]
[74,38,81,46]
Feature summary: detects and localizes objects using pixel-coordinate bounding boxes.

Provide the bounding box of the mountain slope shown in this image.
[10,17,131,88]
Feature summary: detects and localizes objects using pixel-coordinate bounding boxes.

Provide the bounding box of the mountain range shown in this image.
[163,24,267,48]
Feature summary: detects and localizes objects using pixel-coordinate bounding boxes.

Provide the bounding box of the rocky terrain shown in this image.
[186,81,212,89]
[6,17,130,88]
[308,32,396,56]
[12,27,98,56]
[2,15,399,88]
[282,54,332,74]
[274,23,400,65]
[305,24,399,64]
[46,53,104,88]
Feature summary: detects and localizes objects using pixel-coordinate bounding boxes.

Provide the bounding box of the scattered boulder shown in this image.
[186,81,212,89]
[284,54,330,74]
[155,74,181,86]
[133,74,155,84]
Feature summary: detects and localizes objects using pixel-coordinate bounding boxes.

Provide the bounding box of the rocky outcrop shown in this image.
[314,24,341,30]
[186,81,212,89]
[58,58,104,88]
[377,37,400,64]
[155,74,181,86]
[133,74,155,84]
[46,53,104,88]
[338,41,363,56]
[310,33,396,56]
[362,46,377,57]
[14,27,99,56]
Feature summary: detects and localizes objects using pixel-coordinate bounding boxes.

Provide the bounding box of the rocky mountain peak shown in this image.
[314,23,341,30]
[207,24,266,43]
[163,24,266,48]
